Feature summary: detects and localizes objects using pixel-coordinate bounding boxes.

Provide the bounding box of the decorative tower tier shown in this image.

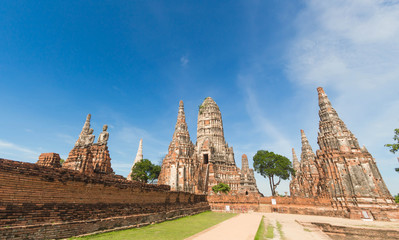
[196,97,235,165]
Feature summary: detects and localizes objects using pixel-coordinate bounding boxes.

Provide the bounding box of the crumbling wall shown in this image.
[0,158,209,239]
[208,195,398,221]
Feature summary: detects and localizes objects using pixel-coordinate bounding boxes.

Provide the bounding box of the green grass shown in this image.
[303,228,312,232]
[276,221,285,240]
[70,211,236,240]
[254,216,274,240]
[266,224,274,239]
[254,217,266,240]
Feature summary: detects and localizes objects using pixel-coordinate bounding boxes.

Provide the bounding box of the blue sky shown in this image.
[1,1,398,196]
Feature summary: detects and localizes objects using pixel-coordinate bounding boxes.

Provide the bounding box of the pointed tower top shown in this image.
[127,139,144,180]
[241,154,249,172]
[133,139,143,165]
[300,129,315,163]
[317,87,325,94]
[316,87,360,152]
[292,148,300,172]
[175,100,187,128]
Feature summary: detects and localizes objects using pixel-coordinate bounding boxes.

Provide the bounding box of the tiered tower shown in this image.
[196,97,235,165]
[239,154,260,195]
[158,101,199,192]
[316,87,394,208]
[289,148,301,197]
[299,129,320,198]
[159,98,260,195]
[196,97,241,193]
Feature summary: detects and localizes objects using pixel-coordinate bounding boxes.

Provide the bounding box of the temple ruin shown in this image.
[62,114,114,175]
[158,98,260,196]
[290,87,395,211]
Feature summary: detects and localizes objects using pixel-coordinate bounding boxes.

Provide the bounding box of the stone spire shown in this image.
[158,100,196,191]
[316,87,394,208]
[239,154,260,195]
[241,154,249,172]
[134,139,143,165]
[299,129,320,197]
[317,87,359,152]
[292,148,300,172]
[127,139,143,180]
[300,129,316,164]
[289,147,301,197]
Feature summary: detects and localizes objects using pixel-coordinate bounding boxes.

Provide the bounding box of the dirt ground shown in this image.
[186,212,399,240]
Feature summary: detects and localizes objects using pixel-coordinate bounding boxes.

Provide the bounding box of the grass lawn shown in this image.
[70,211,236,240]
[254,216,274,240]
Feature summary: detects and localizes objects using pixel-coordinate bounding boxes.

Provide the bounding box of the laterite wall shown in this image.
[0,158,209,239]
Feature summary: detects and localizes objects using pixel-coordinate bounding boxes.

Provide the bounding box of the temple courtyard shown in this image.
[71,211,399,240]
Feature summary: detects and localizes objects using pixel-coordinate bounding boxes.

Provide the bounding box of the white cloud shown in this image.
[180,56,189,66]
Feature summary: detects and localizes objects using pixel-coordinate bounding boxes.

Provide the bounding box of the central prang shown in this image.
[158,97,260,196]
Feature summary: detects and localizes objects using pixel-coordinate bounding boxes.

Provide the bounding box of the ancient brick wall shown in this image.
[0,158,209,239]
[208,195,398,221]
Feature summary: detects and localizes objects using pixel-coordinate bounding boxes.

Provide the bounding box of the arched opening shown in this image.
[203,154,209,164]
[245,191,248,195]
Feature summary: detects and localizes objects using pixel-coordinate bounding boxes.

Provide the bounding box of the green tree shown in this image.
[130,159,161,183]
[253,150,294,196]
[385,128,399,172]
[394,194,399,204]
[60,158,65,166]
[212,183,231,194]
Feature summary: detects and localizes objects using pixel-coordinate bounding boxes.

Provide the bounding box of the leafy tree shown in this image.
[385,128,399,172]
[253,150,294,196]
[395,194,399,204]
[212,183,231,194]
[130,159,161,183]
[60,158,65,166]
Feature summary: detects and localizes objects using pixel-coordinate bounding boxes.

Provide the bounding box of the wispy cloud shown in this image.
[0,139,39,161]
[180,56,189,66]
[57,133,76,145]
[239,75,292,152]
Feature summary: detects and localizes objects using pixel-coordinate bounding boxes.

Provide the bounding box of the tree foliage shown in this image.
[212,182,231,194]
[385,128,399,154]
[253,150,294,196]
[385,128,399,172]
[395,194,399,204]
[130,159,161,184]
